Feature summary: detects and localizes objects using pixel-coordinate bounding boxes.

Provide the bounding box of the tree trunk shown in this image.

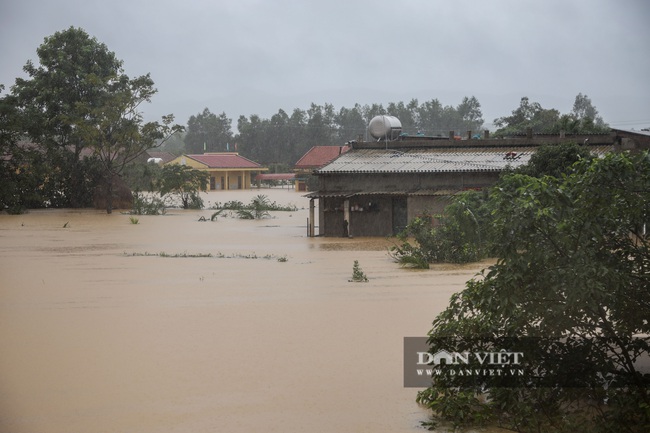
[106,174,113,214]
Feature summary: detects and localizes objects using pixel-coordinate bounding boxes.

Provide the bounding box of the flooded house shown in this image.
[306,116,624,237]
[166,152,266,190]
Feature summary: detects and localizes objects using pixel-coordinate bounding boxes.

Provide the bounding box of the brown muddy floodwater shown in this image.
[0,189,501,433]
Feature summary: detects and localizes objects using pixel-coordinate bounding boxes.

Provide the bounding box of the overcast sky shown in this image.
[1,0,649,131]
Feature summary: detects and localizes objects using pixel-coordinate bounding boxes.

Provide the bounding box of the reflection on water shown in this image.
[0,188,504,433]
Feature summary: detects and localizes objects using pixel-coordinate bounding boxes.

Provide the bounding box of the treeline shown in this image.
[176,93,609,169]
[180,97,485,169]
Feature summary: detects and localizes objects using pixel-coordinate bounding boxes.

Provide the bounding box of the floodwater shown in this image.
[0,188,502,433]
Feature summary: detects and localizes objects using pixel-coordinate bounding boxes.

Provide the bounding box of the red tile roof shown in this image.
[294,146,350,169]
[187,153,262,169]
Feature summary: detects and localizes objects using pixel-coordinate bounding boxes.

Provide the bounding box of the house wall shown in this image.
[407,195,454,219]
[319,196,394,237]
[168,156,206,169]
[207,170,252,190]
[315,172,496,237]
[317,172,500,192]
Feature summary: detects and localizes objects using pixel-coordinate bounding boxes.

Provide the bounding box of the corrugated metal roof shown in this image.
[315,146,613,174]
[316,148,532,174]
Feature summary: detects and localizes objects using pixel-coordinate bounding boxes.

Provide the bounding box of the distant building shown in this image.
[166,153,266,190]
[306,131,630,237]
[293,145,350,192]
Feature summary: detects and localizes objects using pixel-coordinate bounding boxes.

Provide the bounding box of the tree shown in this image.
[416,99,444,136]
[417,151,650,432]
[157,164,209,209]
[387,99,419,134]
[493,96,560,136]
[0,88,45,213]
[11,27,123,207]
[184,108,233,154]
[10,27,182,213]
[516,141,594,178]
[572,92,605,126]
[305,103,336,148]
[335,104,366,142]
[78,87,182,213]
[236,114,266,163]
[456,96,484,134]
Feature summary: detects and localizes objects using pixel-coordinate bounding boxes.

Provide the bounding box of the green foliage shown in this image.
[185,108,233,153]
[235,97,485,167]
[8,27,183,213]
[515,141,594,178]
[349,260,369,282]
[212,195,297,219]
[129,216,139,224]
[130,192,166,215]
[420,151,650,432]
[390,191,491,266]
[391,143,597,266]
[122,161,162,193]
[249,194,271,219]
[210,209,225,221]
[235,209,255,219]
[493,94,609,136]
[157,164,208,209]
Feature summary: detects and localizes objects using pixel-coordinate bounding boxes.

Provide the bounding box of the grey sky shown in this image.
[1,0,649,131]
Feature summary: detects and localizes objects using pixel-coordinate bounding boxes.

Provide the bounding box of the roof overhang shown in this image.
[304,189,463,199]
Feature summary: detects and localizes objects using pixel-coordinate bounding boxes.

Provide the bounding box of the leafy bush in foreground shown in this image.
[418,152,650,432]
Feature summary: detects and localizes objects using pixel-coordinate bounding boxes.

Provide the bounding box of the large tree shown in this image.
[10,27,181,212]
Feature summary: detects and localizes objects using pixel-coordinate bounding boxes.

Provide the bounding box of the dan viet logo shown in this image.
[419,349,524,366]
[403,337,526,388]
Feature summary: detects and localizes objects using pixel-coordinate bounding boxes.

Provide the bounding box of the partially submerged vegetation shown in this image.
[390,142,593,268]
[124,250,288,261]
[349,260,369,282]
[417,150,650,432]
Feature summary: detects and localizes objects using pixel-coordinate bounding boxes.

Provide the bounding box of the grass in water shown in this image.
[123,251,288,261]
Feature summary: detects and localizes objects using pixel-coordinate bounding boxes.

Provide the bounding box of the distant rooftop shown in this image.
[185,153,262,169]
[295,145,349,169]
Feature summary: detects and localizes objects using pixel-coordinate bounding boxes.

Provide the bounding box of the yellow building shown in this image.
[166,153,266,190]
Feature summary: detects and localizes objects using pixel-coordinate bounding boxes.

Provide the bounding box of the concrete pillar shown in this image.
[526,127,533,139]
[483,130,490,139]
[449,131,455,140]
[309,199,315,237]
[343,199,351,238]
[467,130,472,140]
